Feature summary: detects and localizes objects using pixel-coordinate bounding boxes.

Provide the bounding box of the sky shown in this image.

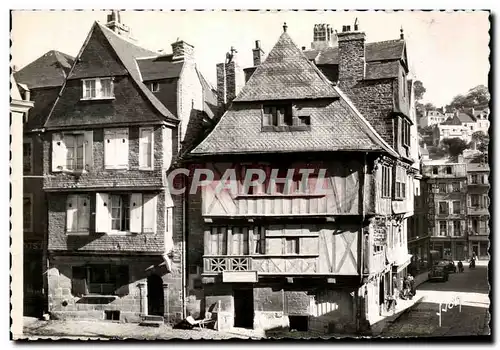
[11,10,490,107]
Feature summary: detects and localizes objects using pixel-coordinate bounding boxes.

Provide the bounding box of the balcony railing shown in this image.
[468,207,490,216]
[203,255,319,275]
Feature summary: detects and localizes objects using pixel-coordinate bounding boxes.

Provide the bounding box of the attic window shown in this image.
[150,82,160,92]
[82,78,114,100]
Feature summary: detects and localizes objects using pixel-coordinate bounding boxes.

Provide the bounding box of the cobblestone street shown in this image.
[381,261,490,337]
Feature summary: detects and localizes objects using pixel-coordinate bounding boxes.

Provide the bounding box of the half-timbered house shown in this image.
[184,22,418,333]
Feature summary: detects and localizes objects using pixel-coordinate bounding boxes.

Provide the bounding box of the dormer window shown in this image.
[261,104,311,132]
[82,77,114,100]
[149,82,160,92]
[263,105,293,127]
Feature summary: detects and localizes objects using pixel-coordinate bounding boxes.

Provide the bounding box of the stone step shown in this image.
[141,315,164,322]
[139,320,162,328]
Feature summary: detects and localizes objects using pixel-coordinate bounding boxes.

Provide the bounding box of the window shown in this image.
[95,193,157,234]
[298,115,311,126]
[471,174,478,184]
[252,227,264,254]
[452,201,461,214]
[395,166,406,200]
[381,165,391,198]
[104,128,129,169]
[110,195,130,232]
[285,237,299,254]
[262,105,293,127]
[139,127,154,170]
[438,201,449,215]
[453,221,461,236]
[438,183,447,194]
[23,194,33,232]
[231,227,249,255]
[23,139,33,174]
[82,77,114,99]
[433,167,438,175]
[66,194,90,234]
[452,182,460,192]
[472,219,479,233]
[52,132,93,172]
[209,227,228,255]
[439,221,447,236]
[66,134,85,171]
[401,118,411,147]
[149,82,160,92]
[470,194,480,207]
[72,265,129,296]
[445,166,452,175]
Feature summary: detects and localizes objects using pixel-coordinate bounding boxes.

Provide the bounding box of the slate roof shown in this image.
[304,39,405,80]
[234,32,339,102]
[136,54,184,81]
[25,87,61,130]
[441,116,462,126]
[467,163,490,172]
[456,112,476,123]
[96,23,177,121]
[14,50,74,89]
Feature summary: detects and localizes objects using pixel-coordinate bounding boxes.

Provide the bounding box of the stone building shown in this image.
[14,50,74,317]
[466,162,490,260]
[183,22,418,334]
[422,161,468,260]
[419,109,447,129]
[42,12,215,323]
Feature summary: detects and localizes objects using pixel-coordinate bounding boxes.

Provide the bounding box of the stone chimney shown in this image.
[311,24,337,50]
[337,21,366,87]
[171,40,195,61]
[105,10,132,38]
[252,40,264,66]
[216,47,244,109]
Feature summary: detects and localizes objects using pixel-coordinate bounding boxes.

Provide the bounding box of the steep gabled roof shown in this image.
[456,112,476,123]
[136,54,184,81]
[234,31,339,102]
[97,23,176,121]
[14,50,74,89]
[441,116,462,126]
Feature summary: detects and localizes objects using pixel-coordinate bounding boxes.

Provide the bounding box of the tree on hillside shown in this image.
[445,85,490,112]
[441,138,470,159]
[471,131,489,153]
[414,80,426,101]
[418,125,436,146]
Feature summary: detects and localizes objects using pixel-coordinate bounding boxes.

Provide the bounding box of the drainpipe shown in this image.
[181,174,188,319]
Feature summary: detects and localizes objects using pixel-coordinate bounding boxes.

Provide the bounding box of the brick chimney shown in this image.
[105,10,132,38]
[171,40,194,61]
[337,21,366,87]
[216,47,244,109]
[252,40,265,66]
[311,24,337,50]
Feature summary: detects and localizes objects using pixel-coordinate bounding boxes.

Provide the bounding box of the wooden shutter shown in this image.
[78,195,90,232]
[72,266,88,297]
[218,227,227,255]
[52,133,66,172]
[467,195,472,207]
[139,127,154,169]
[95,193,111,233]
[210,227,218,255]
[142,194,157,234]
[66,195,78,232]
[83,131,93,171]
[129,193,143,233]
[114,265,129,296]
[104,130,115,169]
[116,128,129,169]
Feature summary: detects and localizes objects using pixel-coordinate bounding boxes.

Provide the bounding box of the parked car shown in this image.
[428,261,450,282]
[441,259,457,273]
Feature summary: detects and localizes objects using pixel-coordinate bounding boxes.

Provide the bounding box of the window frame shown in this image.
[452,201,461,214]
[66,194,90,235]
[81,77,115,100]
[394,166,406,200]
[453,221,461,237]
[149,82,160,92]
[65,133,86,171]
[381,165,392,198]
[23,193,33,232]
[439,221,448,236]
[109,194,131,234]
[438,201,449,215]
[23,138,33,175]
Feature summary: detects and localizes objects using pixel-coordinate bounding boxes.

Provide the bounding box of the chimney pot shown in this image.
[252,40,264,66]
[302,46,306,51]
[283,22,288,32]
[255,40,260,49]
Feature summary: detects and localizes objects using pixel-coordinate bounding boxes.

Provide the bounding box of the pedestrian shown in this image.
[408,275,416,298]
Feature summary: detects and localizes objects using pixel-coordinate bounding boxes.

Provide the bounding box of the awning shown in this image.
[393,254,413,273]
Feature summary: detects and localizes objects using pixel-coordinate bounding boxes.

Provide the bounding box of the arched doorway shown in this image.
[147,274,164,316]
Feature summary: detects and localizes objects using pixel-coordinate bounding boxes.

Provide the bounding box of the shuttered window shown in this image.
[104,128,129,169]
[66,194,90,234]
[82,77,114,99]
[52,131,93,172]
[95,192,157,234]
[381,165,391,198]
[231,227,249,255]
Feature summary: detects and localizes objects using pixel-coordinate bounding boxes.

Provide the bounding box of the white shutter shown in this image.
[52,133,66,172]
[116,128,129,169]
[96,78,103,98]
[78,195,90,232]
[84,131,93,171]
[66,195,78,232]
[139,127,154,169]
[104,130,115,169]
[129,193,143,234]
[449,201,453,215]
[95,193,111,233]
[468,195,472,207]
[142,194,157,234]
